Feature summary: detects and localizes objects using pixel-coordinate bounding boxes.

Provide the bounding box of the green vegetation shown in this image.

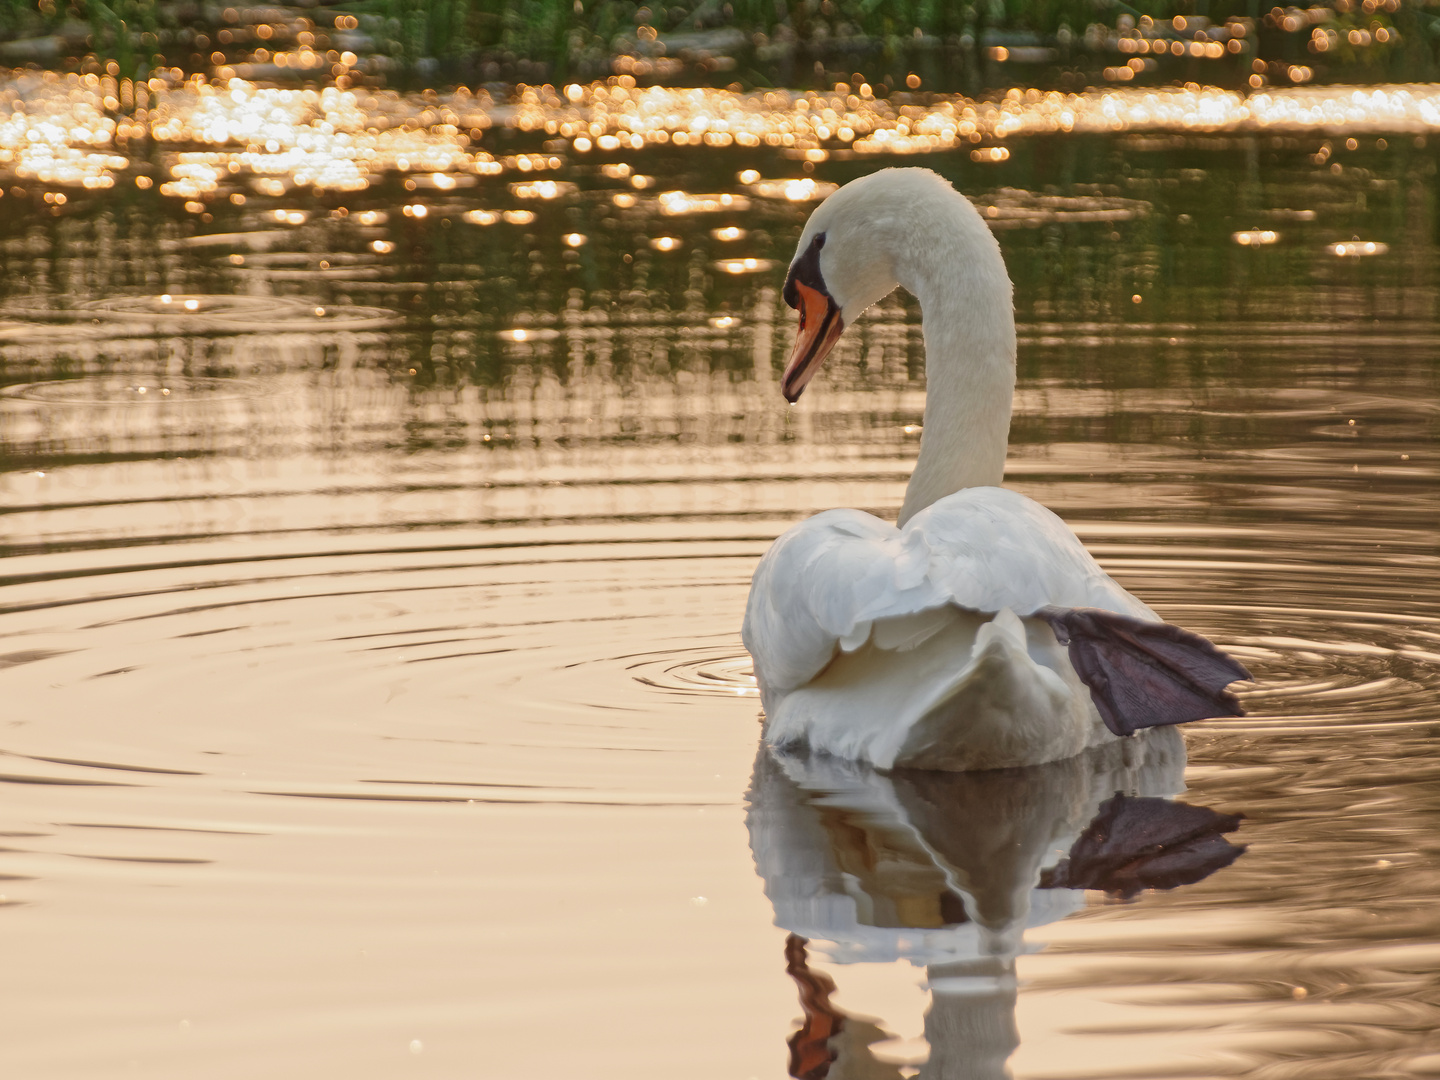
[4,0,1440,90]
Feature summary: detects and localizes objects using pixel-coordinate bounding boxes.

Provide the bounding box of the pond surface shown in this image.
[2,80,1440,1078]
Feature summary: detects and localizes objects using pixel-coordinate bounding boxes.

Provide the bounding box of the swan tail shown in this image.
[1036,606,1252,737]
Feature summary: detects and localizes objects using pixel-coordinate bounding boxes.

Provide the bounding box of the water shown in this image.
[3,78,1440,1077]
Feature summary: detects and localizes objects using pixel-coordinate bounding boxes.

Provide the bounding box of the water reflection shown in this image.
[748,732,1245,1077]
[1,73,1439,1074]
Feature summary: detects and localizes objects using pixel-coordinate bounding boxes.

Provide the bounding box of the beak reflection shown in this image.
[783,280,844,403]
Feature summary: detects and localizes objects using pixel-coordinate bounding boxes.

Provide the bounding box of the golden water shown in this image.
[2,74,1440,1077]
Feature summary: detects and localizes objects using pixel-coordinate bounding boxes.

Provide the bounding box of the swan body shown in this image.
[742,168,1248,772]
[746,487,1154,771]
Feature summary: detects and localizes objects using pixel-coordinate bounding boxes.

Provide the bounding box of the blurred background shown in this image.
[3,0,1440,92]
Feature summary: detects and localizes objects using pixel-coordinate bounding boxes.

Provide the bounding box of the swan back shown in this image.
[743,486,1155,708]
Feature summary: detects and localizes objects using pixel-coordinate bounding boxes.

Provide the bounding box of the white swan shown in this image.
[742,168,1249,772]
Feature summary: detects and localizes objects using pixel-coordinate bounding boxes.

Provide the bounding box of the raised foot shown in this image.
[1037,605,1253,737]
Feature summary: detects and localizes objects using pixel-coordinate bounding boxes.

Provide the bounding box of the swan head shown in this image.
[781,168,967,401]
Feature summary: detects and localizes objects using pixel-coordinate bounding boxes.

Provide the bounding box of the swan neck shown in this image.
[897,240,1017,527]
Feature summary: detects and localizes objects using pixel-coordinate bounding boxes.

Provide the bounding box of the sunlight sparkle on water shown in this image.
[715,258,775,275]
[659,191,751,215]
[510,180,576,200]
[1233,229,1280,245]
[498,327,559,342]
[1330,240,1390,256]
[744,177,837,201]
[7,73,1440,197]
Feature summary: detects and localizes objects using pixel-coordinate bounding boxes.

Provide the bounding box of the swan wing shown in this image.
[741,487,1151,707]
[908,487,1155,620]
[741,507,943,709]
[741,487,1182,768]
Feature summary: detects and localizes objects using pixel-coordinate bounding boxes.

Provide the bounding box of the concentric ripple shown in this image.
[0,532,762,803]
[1,375,265,404]
[627,647,759,698]
[1224,615,1440,731]
[0,294,394,345]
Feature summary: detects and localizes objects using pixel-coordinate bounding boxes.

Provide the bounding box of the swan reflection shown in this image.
[746,729,1245,1079]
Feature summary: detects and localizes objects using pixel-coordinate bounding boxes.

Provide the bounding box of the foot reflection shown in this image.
[1038,792,1244,898]
[748,729,1245,1079]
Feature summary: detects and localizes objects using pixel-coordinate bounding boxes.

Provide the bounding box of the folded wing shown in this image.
[742,486,1154,714]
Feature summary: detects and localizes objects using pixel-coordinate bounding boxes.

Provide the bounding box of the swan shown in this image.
[741,167,1250,772]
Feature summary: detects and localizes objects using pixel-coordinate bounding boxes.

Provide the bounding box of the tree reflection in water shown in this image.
[748,730,1244,1079]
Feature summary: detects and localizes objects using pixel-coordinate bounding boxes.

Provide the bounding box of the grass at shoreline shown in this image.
[3,0,1440,95]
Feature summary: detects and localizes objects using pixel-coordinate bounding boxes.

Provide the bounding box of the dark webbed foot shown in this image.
[1037,606,1252,737]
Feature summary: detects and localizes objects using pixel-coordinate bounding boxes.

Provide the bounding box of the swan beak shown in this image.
[782,281,844,403]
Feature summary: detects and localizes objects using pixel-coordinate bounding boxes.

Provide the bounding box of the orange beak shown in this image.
[782,280,844,403]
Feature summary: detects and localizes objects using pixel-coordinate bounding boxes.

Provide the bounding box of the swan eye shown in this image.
[782,231,827,312]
